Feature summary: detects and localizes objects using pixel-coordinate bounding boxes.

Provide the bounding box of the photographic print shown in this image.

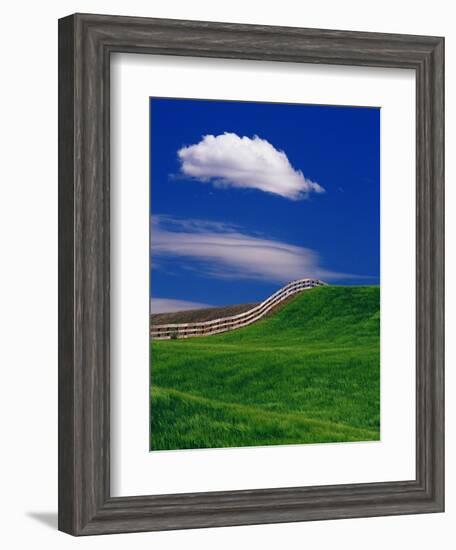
[150,97,380,451]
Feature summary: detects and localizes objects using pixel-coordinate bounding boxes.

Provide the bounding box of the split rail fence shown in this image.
[150,278,326,340]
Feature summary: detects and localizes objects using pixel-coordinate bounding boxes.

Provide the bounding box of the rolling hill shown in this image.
[150,285,380,451]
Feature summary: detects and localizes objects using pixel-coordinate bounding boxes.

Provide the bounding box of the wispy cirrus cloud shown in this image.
[151,216,352,284]
[150,298,212,314]
[177,133,325,200]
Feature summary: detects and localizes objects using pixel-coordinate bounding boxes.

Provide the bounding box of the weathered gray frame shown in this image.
[58,13,444,536]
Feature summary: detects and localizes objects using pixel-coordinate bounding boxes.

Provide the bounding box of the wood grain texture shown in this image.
[58,13,445,536]
[58,15,76,535]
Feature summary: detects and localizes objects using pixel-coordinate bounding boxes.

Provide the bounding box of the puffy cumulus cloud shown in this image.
[177,133,325,200]
[151,216,350,284]
[150,298,212,314]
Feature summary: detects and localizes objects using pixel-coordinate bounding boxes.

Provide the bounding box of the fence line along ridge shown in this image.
[150,278,327,340]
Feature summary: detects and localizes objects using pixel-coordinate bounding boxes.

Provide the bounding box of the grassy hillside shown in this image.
[150,285,380,451]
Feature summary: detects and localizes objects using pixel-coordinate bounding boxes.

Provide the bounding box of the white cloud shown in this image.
[151,298,212,314]
[177,133,325,200]
[151,216,351,284]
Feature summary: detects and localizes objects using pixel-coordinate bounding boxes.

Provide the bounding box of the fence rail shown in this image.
[150,278,326,340]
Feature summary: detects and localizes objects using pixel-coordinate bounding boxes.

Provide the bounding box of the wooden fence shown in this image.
[150,278,326,340]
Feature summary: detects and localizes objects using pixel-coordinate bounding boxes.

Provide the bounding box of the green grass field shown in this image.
[150,285,380,450]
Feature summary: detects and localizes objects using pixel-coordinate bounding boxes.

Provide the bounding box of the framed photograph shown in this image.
[58,13,444,535]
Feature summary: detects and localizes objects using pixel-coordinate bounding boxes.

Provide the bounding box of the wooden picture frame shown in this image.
[58,13,444,535]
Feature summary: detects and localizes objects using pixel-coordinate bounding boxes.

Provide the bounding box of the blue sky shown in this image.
[150,97,380,313]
